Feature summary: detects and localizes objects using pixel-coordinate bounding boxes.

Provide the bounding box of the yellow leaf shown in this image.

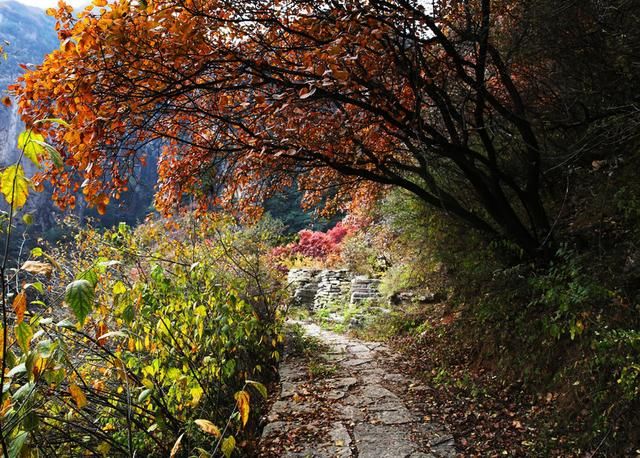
[21,260,53,276]
[12,291,26,323]
[234,390,250,427]
[190,386,203,407]
[17,130,45,166]
[194,419,221,437]
[69,383,87,409]
[112,281,127,295]
[1,164,29,208]
[170,433,184,458]
[93,0,107,6]
[221,435,236,458]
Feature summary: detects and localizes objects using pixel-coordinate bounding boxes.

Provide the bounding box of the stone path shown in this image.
[259,322,457,457]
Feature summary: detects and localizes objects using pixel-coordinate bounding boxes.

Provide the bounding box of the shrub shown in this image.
[269,221,357,269]
[0,215,283,457]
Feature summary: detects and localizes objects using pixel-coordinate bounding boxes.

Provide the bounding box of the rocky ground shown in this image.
[258,322,457,457]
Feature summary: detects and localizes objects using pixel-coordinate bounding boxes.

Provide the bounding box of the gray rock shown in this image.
[371,407,414,425]
[336,404,366,422]
[383,373,408,383]
[270,400,314,418]
[261,421,291,439]
[353,423,417,458]
[281,381,299,398]
[327,377,358,390]
[329,422,352,457]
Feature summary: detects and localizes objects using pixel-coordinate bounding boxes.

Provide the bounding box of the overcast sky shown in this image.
[5,0,86,9]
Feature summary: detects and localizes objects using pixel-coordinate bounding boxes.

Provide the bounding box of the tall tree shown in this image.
[14,0,638,257]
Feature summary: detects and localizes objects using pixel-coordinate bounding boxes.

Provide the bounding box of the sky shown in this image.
[4,0,86,9]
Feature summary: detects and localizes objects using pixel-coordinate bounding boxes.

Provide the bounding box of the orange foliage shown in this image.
[14,0,549,254]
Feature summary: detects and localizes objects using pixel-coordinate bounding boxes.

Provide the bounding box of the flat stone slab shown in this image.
[384,373,408,383]
[347,343,372,354]
[280,365,306,382]
[337,404,366,422]
[342,357,375,367]
[262,421,292,439]
[353,423,417,458]
[360,384,398,400]
[371,407,414,425]
[327,377,358,390]
[270,400,315,419]
[329,422,352,457]
[281,381,299,398]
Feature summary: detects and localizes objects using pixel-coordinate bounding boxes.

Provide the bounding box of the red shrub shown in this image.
[269,222,357,269]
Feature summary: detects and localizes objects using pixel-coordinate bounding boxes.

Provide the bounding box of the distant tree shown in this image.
[13,0,639,258]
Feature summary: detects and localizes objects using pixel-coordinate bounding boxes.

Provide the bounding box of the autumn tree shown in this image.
[14,0,637,258]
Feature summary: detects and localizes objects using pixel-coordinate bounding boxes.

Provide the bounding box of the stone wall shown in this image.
[350,276,382,305]
[287,268,321,308]
[314,269,352,309]
[288,268,381,309]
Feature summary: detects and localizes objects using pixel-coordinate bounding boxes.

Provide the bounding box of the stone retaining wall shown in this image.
[314,269,352,309]
[350,276,382,304]
[288,268,381,309]
[287,268,321,308]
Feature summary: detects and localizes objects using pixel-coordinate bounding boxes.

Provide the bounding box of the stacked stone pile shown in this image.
[313,269,352,310]
[350,276,382,305]
[287,268,321,309]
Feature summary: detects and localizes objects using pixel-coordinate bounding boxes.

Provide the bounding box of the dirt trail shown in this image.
[259,321,457,457]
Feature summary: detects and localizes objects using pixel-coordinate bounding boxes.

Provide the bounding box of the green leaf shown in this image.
[24,282,44,294]
[1,164,29,208]
[33,140,63,169]
[77,269,98,288]
[15,322,33,352]
[221,435,236,458]
[33,118,70,127]
[17,130,44,166]
[23,410,39,431]
[7,363,26,378]
[55,319,75,329]
[30,247,43,258]
[122,305,135,324]
[65,279,95,325]
[22,213,33,225]
[246,380,268,399]
[138,388,152,403]
[96,260,120,271]
[8,430,28,458]
[13,382,35,400]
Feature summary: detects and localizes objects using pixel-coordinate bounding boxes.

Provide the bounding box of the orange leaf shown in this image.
[12,292,26,323]
[234,390,250,427]
[0,399,11,417]
[1,97,11,107]
[69,383,88,408]
[96,321,108,346]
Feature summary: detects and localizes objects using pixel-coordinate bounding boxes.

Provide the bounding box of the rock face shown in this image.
[288,268,381,310]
